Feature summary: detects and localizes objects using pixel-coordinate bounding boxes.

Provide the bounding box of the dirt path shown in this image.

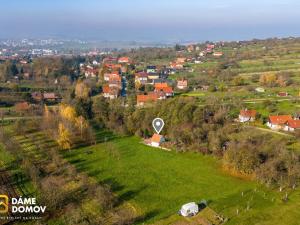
[247,126,293,137]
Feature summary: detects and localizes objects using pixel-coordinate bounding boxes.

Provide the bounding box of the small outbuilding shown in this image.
[179,202,199,217]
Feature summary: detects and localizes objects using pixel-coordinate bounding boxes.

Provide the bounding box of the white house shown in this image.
[239,109,257,122]
[92,60,99,65]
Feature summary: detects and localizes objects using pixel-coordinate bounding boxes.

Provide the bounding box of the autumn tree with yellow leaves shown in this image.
[75,80,91,99]
[43,104,95,150]
[57,123,72,150]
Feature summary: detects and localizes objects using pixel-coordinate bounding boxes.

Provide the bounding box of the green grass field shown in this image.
[0,143,14,167]
[63,131,300,224]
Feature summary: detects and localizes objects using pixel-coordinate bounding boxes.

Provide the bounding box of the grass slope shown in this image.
[64,132,300,224]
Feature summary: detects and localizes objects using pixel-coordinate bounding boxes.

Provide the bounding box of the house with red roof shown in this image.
[43,93,60,101]
[284,119,300,132]
[239,109,257,122]
[150,134,165,147]
[136,92,159,106]
[206,44,215,53]
[278,92,288,97]
[84,66,98,78]
[104,63,122,70]
[213,52,223,57]
[177,79,188,90]
[104,72,120,82]
[15,102,31,112]
[103,85,119,99]
[154,83,169,89]
[267,115,292,130]
[154,83,174,97]
[118,57,130,64]
[31,92,60,102]
[108,75,122,88]
[170,62,184,70]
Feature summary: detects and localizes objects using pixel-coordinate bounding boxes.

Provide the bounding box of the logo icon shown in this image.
[152,118,165,134]
[0,195,9,213]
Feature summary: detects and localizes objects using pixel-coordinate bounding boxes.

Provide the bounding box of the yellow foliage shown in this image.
[44,105,50,118]
[259,72,277,86]
[59,104,77,122]
[57,123,71,150]
[75,116,88,129]
[75,81,90,99]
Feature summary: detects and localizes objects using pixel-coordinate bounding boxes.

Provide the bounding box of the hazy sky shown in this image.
[1,0,300,42]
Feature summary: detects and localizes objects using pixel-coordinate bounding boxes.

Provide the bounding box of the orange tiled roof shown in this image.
[137,93,158,103]
[151,134,163,143]
[240,109,257,118]
[109,73,121,82]
[286,119,300,129]
[118,57,130,63]
[269,115,292,125]
[103,85,110,93]
[155,83,169,89]
[155,86,173,94]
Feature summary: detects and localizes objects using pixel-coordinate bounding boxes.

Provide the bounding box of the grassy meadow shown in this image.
[63,130,300,225]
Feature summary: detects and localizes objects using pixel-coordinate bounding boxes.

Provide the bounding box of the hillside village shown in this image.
[3,38,300,225]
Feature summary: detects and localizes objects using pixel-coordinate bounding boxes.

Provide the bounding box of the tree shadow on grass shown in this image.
[72,159,103,174]
[134,210,161,224]
[99,177,125,192]
[68,158,86,165]
[115,185,148,207]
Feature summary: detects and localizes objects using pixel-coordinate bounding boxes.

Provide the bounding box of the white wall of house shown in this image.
[177,85,186,89]
[267,122,282,130]
[151,142,160,147]
[284,126,295,132]
[103,93,110,98]
[238,115,255,123]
